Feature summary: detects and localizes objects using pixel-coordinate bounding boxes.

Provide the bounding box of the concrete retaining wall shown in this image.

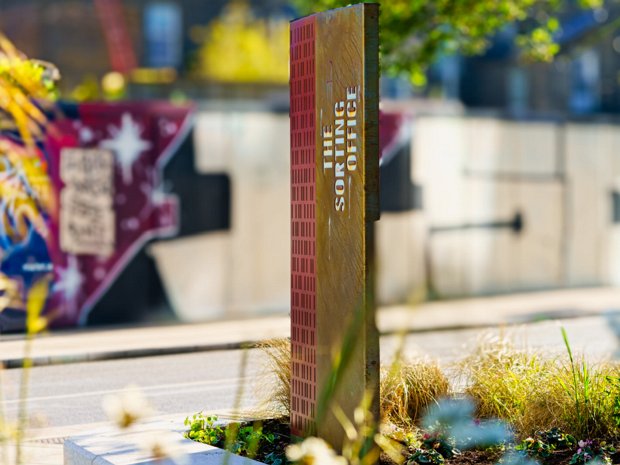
[150,112,620,320]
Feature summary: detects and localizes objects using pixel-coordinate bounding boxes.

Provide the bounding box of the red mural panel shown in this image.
[0,102,192,332]
[290,16,317,437]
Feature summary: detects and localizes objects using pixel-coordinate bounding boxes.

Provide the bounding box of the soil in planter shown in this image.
[251,418,290,464]
[187,417,620,465]
[379,448,505,465]
[380,448,608,465]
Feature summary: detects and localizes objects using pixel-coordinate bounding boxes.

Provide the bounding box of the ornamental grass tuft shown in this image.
[257,331,620,444]
[380,359,449,428]
[257,338,291,417]
[459,332,620,440]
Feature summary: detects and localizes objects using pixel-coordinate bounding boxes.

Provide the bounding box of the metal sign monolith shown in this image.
[290,3,380,450]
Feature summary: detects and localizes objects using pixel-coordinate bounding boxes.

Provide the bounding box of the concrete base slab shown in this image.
[0,441,64,465]
[64,417,265,465]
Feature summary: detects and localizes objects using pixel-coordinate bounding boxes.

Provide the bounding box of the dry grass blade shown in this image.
[461,333,566,435]
[380,359,449,428]
[257,338,291,417]
[256,339,451,429]
[256,331,620,444]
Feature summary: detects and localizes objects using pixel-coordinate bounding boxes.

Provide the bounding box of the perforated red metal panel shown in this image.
[290,16,317,437]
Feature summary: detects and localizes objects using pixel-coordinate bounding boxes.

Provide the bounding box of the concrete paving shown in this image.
[2,413,264,465]
[63,415,264,465]
[1,286,619,368]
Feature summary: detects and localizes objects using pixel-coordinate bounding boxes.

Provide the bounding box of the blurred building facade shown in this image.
[0,0,292,102]
[5,1,620,116]
[5,1,620,327]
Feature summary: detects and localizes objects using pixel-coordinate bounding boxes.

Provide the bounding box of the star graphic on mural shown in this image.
[54,255,84,303]
[101,113,152,184]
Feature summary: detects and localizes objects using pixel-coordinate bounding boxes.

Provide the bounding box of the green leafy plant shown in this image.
[184,414,288,465]
[192,332,620,464]
[516,436,555,458]
[515,428,576,459]
[539,428,576,450]
[570,439,616,465]
[184,413,224,446]
[226,423,268,457]
[420,431,457,459]
[406,447,445,465]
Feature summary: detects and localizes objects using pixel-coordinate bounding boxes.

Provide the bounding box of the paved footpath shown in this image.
[1,286,620,368]
[1,286,620,465]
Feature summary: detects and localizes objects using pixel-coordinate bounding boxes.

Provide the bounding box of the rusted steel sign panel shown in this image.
[290,3,380,448]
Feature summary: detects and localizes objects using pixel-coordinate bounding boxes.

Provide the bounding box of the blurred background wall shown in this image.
[3,0,620,326]
[149,110,620,322]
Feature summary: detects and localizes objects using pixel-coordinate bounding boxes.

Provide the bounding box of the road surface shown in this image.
[0,316,617,431]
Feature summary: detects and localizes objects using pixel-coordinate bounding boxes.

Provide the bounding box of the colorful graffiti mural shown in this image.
[0,137,56,323]
[0,102,192,331]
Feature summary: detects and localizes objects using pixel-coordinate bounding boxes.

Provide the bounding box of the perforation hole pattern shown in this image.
[290,16,317,438]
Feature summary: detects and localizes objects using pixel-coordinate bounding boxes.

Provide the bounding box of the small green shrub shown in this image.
[183,413,288,465]
[420,431,457,459]
[515,428,576,459]
[569,439,616,465]
[184,413,224,447]
[538,428,577,450]
[406,447,445,465]
[516,436,555,458]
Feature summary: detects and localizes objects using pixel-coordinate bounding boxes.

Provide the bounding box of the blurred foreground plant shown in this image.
[12,278,49,465]
[0,32,58,465]
[0,33,58,319]
[286,397,513,465]
[0,33,58,149]
[0,277,51,465]
[103,385,188,465]
[102,384,154,430]
[135,430,188,465]
[286,436,347,465]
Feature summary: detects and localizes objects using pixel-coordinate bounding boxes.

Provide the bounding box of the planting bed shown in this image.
[186,334,620,464]
[185,414,620,465]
